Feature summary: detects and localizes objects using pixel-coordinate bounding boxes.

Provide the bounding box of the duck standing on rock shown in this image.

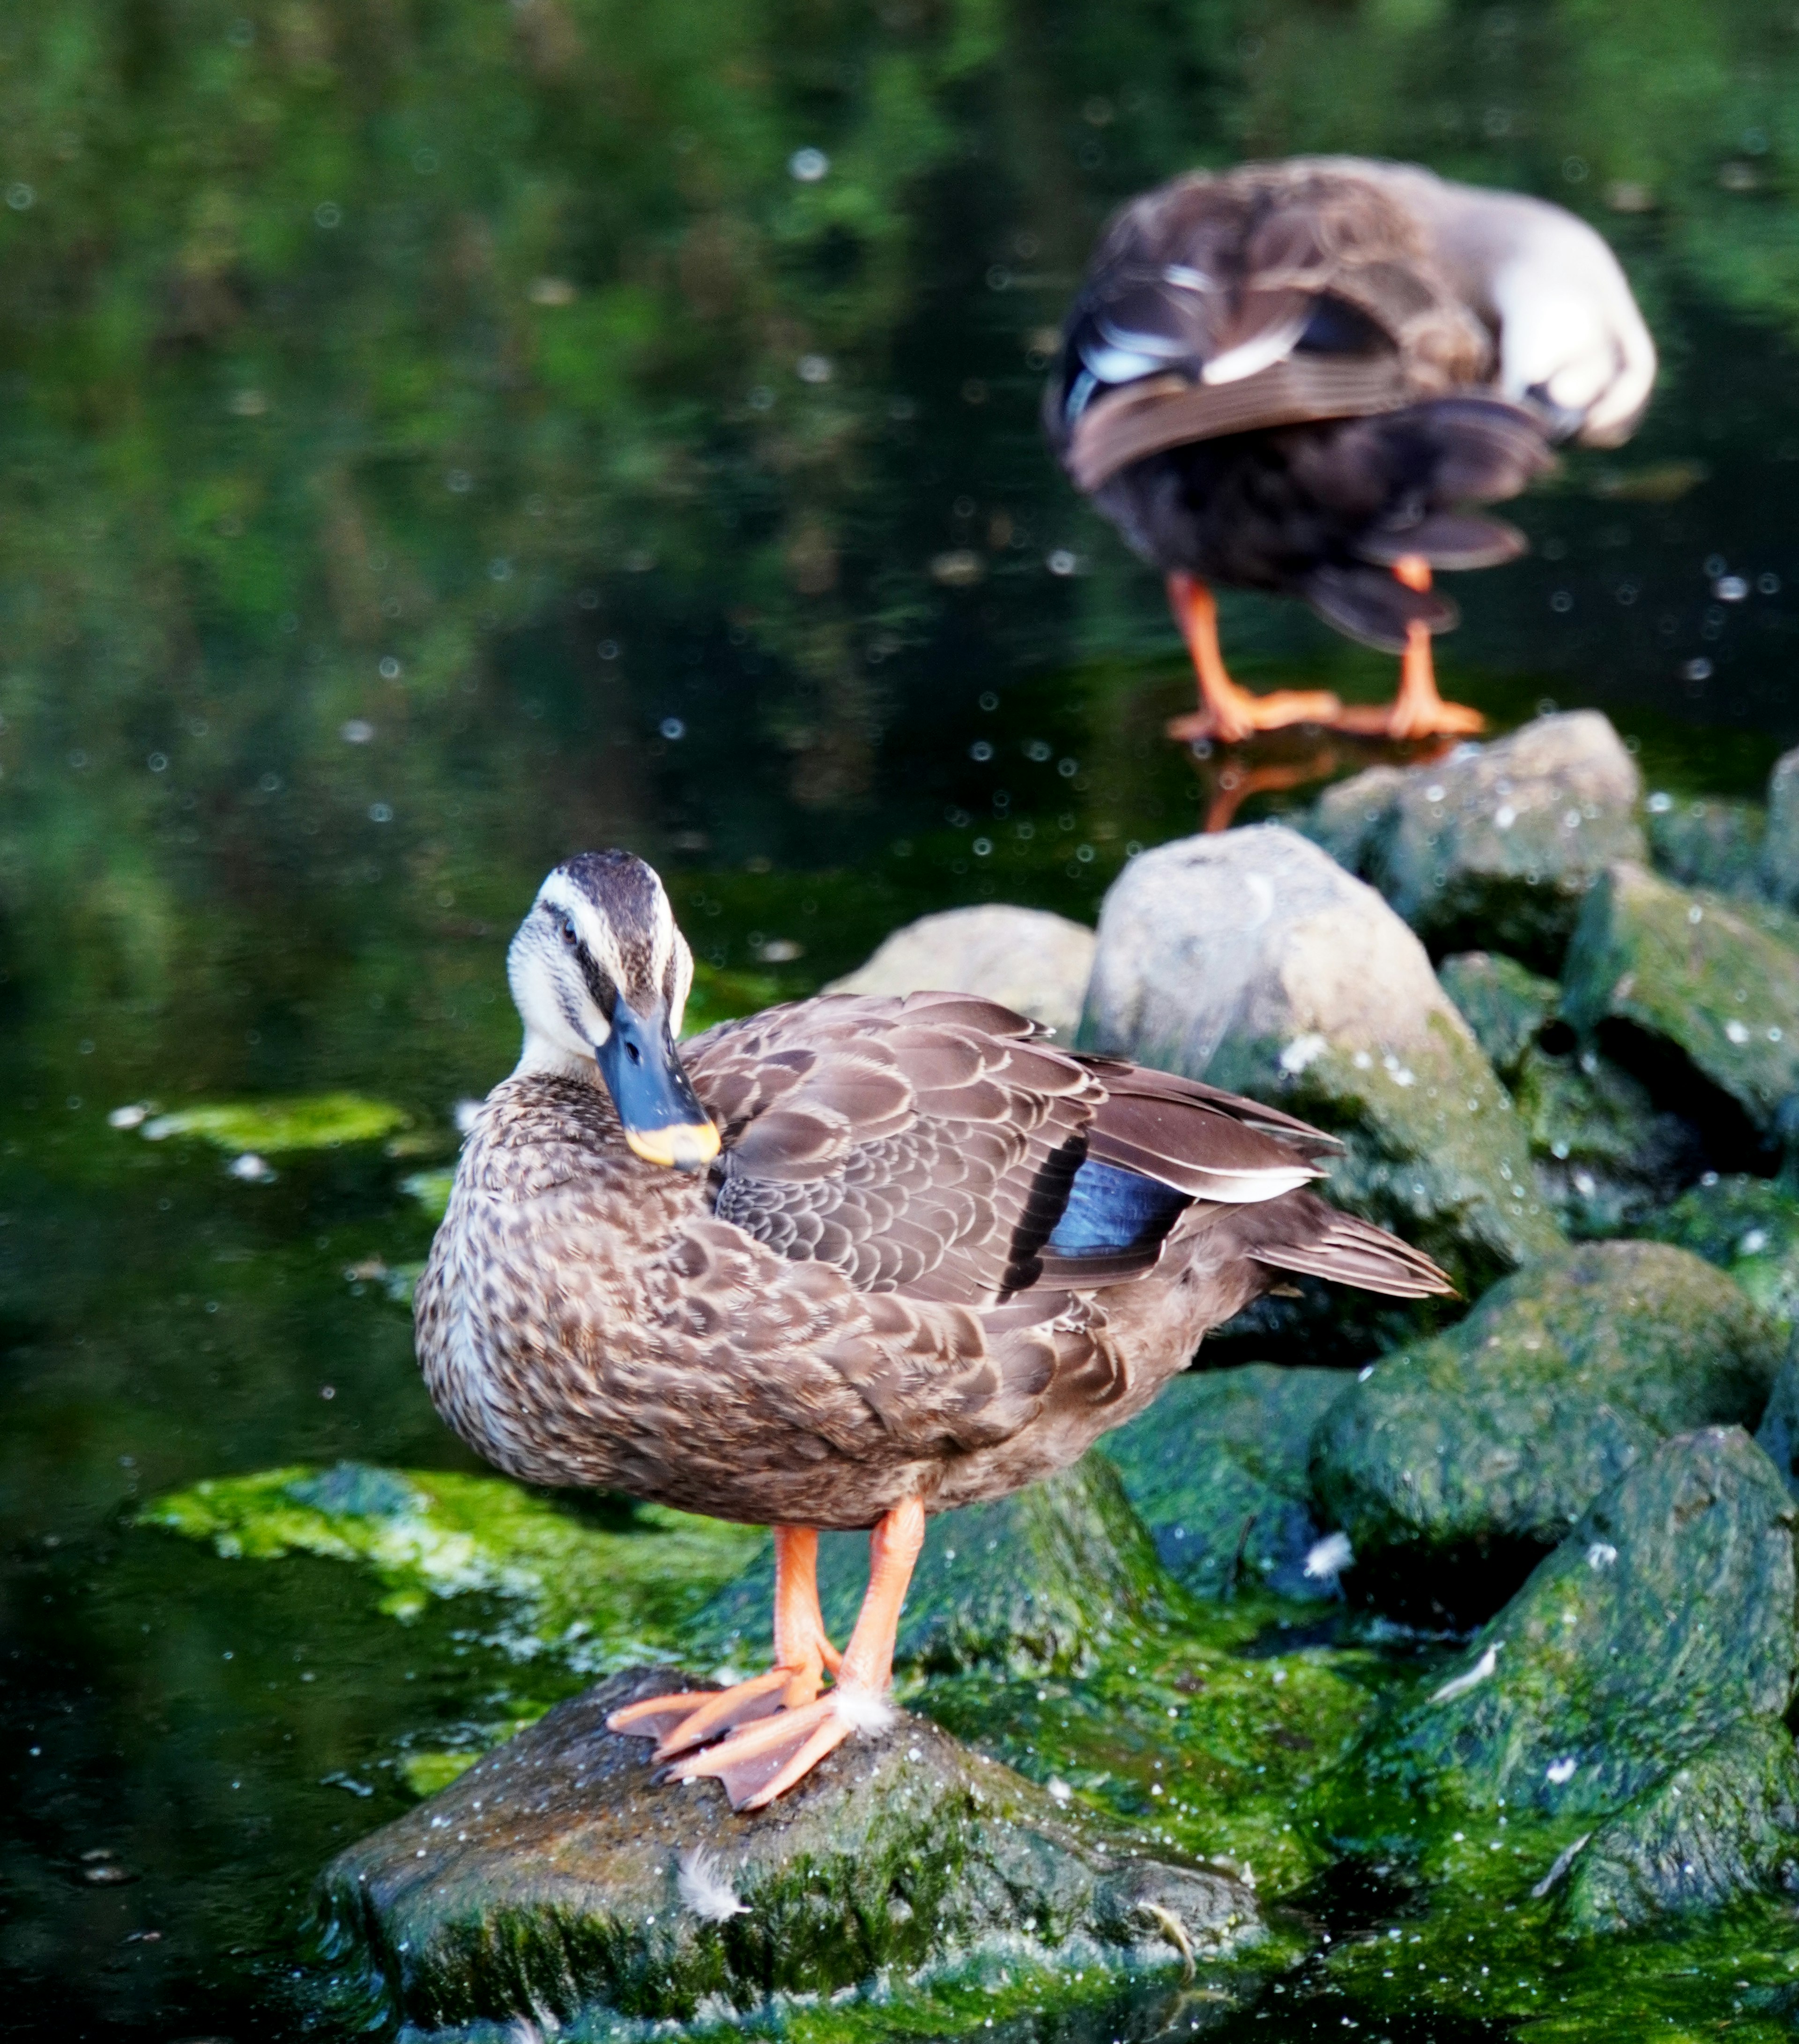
[1045,157,1657,743]
[415,850,1452,1809]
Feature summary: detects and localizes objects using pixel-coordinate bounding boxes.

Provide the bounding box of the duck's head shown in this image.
[507,850,720,1172]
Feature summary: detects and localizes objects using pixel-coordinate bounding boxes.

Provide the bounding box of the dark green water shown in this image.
[7,0,1799,2037]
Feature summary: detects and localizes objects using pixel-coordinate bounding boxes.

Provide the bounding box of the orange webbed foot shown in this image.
[1167,688,1344,746]
[662,1686,892,1810]
[608,1662,825,1761]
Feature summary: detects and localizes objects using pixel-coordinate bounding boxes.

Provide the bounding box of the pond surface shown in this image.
[7,1,1799,2037]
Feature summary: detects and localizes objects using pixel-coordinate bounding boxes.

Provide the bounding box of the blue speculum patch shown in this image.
[1046,1158,1190,1257]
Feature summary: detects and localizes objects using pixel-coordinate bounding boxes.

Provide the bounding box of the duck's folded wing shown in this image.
[1048,161,1495,493]
[688,991,1105,1305]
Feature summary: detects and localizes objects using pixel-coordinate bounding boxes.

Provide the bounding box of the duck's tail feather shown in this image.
[1230,1189,1457,1299]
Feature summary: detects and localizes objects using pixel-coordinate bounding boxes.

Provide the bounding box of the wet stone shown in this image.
[1755,1349,1799,1499]
[1310,1241,1785,1622]
[1363,1426,1798,1816]
[1080,825,1560,1339]
[1643,1173,1799,1336]
[1100,1365,1353,1600]
[1437,950,1560,1083]
[1758,743,1799,911]
[315,1669,1266,2033]
[1558,1719,1799,1933]
[1646,792,1766,899]
[1511,1041,1702,1237]
[1307,712,1646,970]
[1561,860,1799,1169]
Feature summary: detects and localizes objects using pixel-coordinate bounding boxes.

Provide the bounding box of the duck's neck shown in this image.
[513,1029,603,1085]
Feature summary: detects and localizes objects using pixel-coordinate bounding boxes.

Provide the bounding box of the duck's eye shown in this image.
[559,915,578,947]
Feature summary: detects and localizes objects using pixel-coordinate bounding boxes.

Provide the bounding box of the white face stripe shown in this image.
[509,858,696,1074]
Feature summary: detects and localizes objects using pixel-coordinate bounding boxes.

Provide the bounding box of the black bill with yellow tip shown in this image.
[594,999,721,1171]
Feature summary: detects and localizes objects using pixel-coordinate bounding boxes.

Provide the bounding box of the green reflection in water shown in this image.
[8,0,1799,2037]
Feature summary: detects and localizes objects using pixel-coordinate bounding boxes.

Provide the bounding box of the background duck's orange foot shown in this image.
[1328,696,1486,740]
[1167,688,1343,746]
[608,1665,803,1759]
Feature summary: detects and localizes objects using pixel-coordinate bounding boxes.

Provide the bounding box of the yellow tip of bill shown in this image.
[625,1121,722,1171]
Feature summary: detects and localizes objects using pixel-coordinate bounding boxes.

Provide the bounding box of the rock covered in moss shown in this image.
[1511,1043,1702,1236]
[1310,1242,1784,1619]
[1100,1365,1353,1599]
[694,1458,1180,1682]
[1367,1426,1797,1815]
[315,1669,1265,2032]
[1643,1174,1799,1334]
[1758,744,1799,910]
[826,904,1096,1040]
[1306,713,1646,969]
[1080,825,1560,1315]
[1561,862,1799,1167]
[1645,790,1766,898]
[1756,1350,1799,1498]
[1437,952,1560,1082]
[1557,1720,1799,1932]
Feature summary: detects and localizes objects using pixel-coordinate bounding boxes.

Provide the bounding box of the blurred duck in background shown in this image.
[1046,157,1657,744]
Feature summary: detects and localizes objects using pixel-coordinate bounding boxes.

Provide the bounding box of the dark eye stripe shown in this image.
[578,947,618,1022]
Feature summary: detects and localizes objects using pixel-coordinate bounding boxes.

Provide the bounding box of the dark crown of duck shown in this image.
[506,849,719,1171]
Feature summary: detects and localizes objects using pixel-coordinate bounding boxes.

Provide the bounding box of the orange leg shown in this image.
[607,1525,841,1753]
[1163,573,1342,746]
[657,1498,927,1811]
[1333,558,1485,741]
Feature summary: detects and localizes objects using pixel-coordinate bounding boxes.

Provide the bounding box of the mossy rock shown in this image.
[1360,1427,1797,1819]
[314,1669,1268,2033]
[139,1092,409,1152]
[1557,1720,1799,1933]
[1308,712,1646,970]
[1310,1241,1785,1622]
[1100,1365,1353,1599]
[692,1458,1182,1681]
[1643,1173,1799,1334]
[1436,950,1559,1083]
[1645,791,1766,898]
[1511,1042,1702,1237]
[1561,861,1799,1169]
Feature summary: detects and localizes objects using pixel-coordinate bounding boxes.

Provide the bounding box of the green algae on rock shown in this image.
[1436,950,1560,1082]
[694,1458,1178,1682]
[1360,1426,1798,1818]
[1643,1173,1799,1333]
[138,1092,411,1152]
[1310,1241,1785,1619]
[1081,825,1561,1320]
[1307,712,1646,970]
[1561,861,1799,1165]
[1646,791,1767,898]
[1100,1365,1353,1599]
[140,1463,761,1668]
[315,1668,1271,2035]
[1557,1719,1799,1932]
[1509,1041,1700,1236]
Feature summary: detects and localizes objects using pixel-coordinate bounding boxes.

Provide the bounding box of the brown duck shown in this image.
[1046,157,1657,743]
[416,850,1452,1809]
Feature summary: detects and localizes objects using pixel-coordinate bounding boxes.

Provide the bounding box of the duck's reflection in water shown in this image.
[1184,726,1466,834]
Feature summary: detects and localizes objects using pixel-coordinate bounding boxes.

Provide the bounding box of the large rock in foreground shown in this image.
[826,904,1096,1040]
[316,1671,1265,2032]
[1101,1365,1353,1600]
[1080,825,1560,1318]
[1308,711,1645,969]
[1310,1241,1785,1622]
[1561,861,1799,1168]
[1363,1427,1798,1817]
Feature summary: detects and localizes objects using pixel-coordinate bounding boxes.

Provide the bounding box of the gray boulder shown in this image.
[1364,1426,1798,1815]
[1100,1365,1353,1600]
[1557,1720,1799,1932]
[1306,711,1646,969]
[315,1669,1265,2032]
[826,904,1095,1040]
[1645,790,1766,898]
[1758,744,1799,910]
[1561,861,1799,1166]
[1080,824,1560,1307]
[692,1457,1180,1682]
[1310,1240,1785,1621]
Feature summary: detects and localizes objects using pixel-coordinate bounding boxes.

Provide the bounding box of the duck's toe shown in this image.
[663,1686,890,1810]
[609,1665,810,1758]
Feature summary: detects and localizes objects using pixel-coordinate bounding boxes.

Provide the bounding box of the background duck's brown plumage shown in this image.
[1045,158,1560,654]
[417,987,1450,1532]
